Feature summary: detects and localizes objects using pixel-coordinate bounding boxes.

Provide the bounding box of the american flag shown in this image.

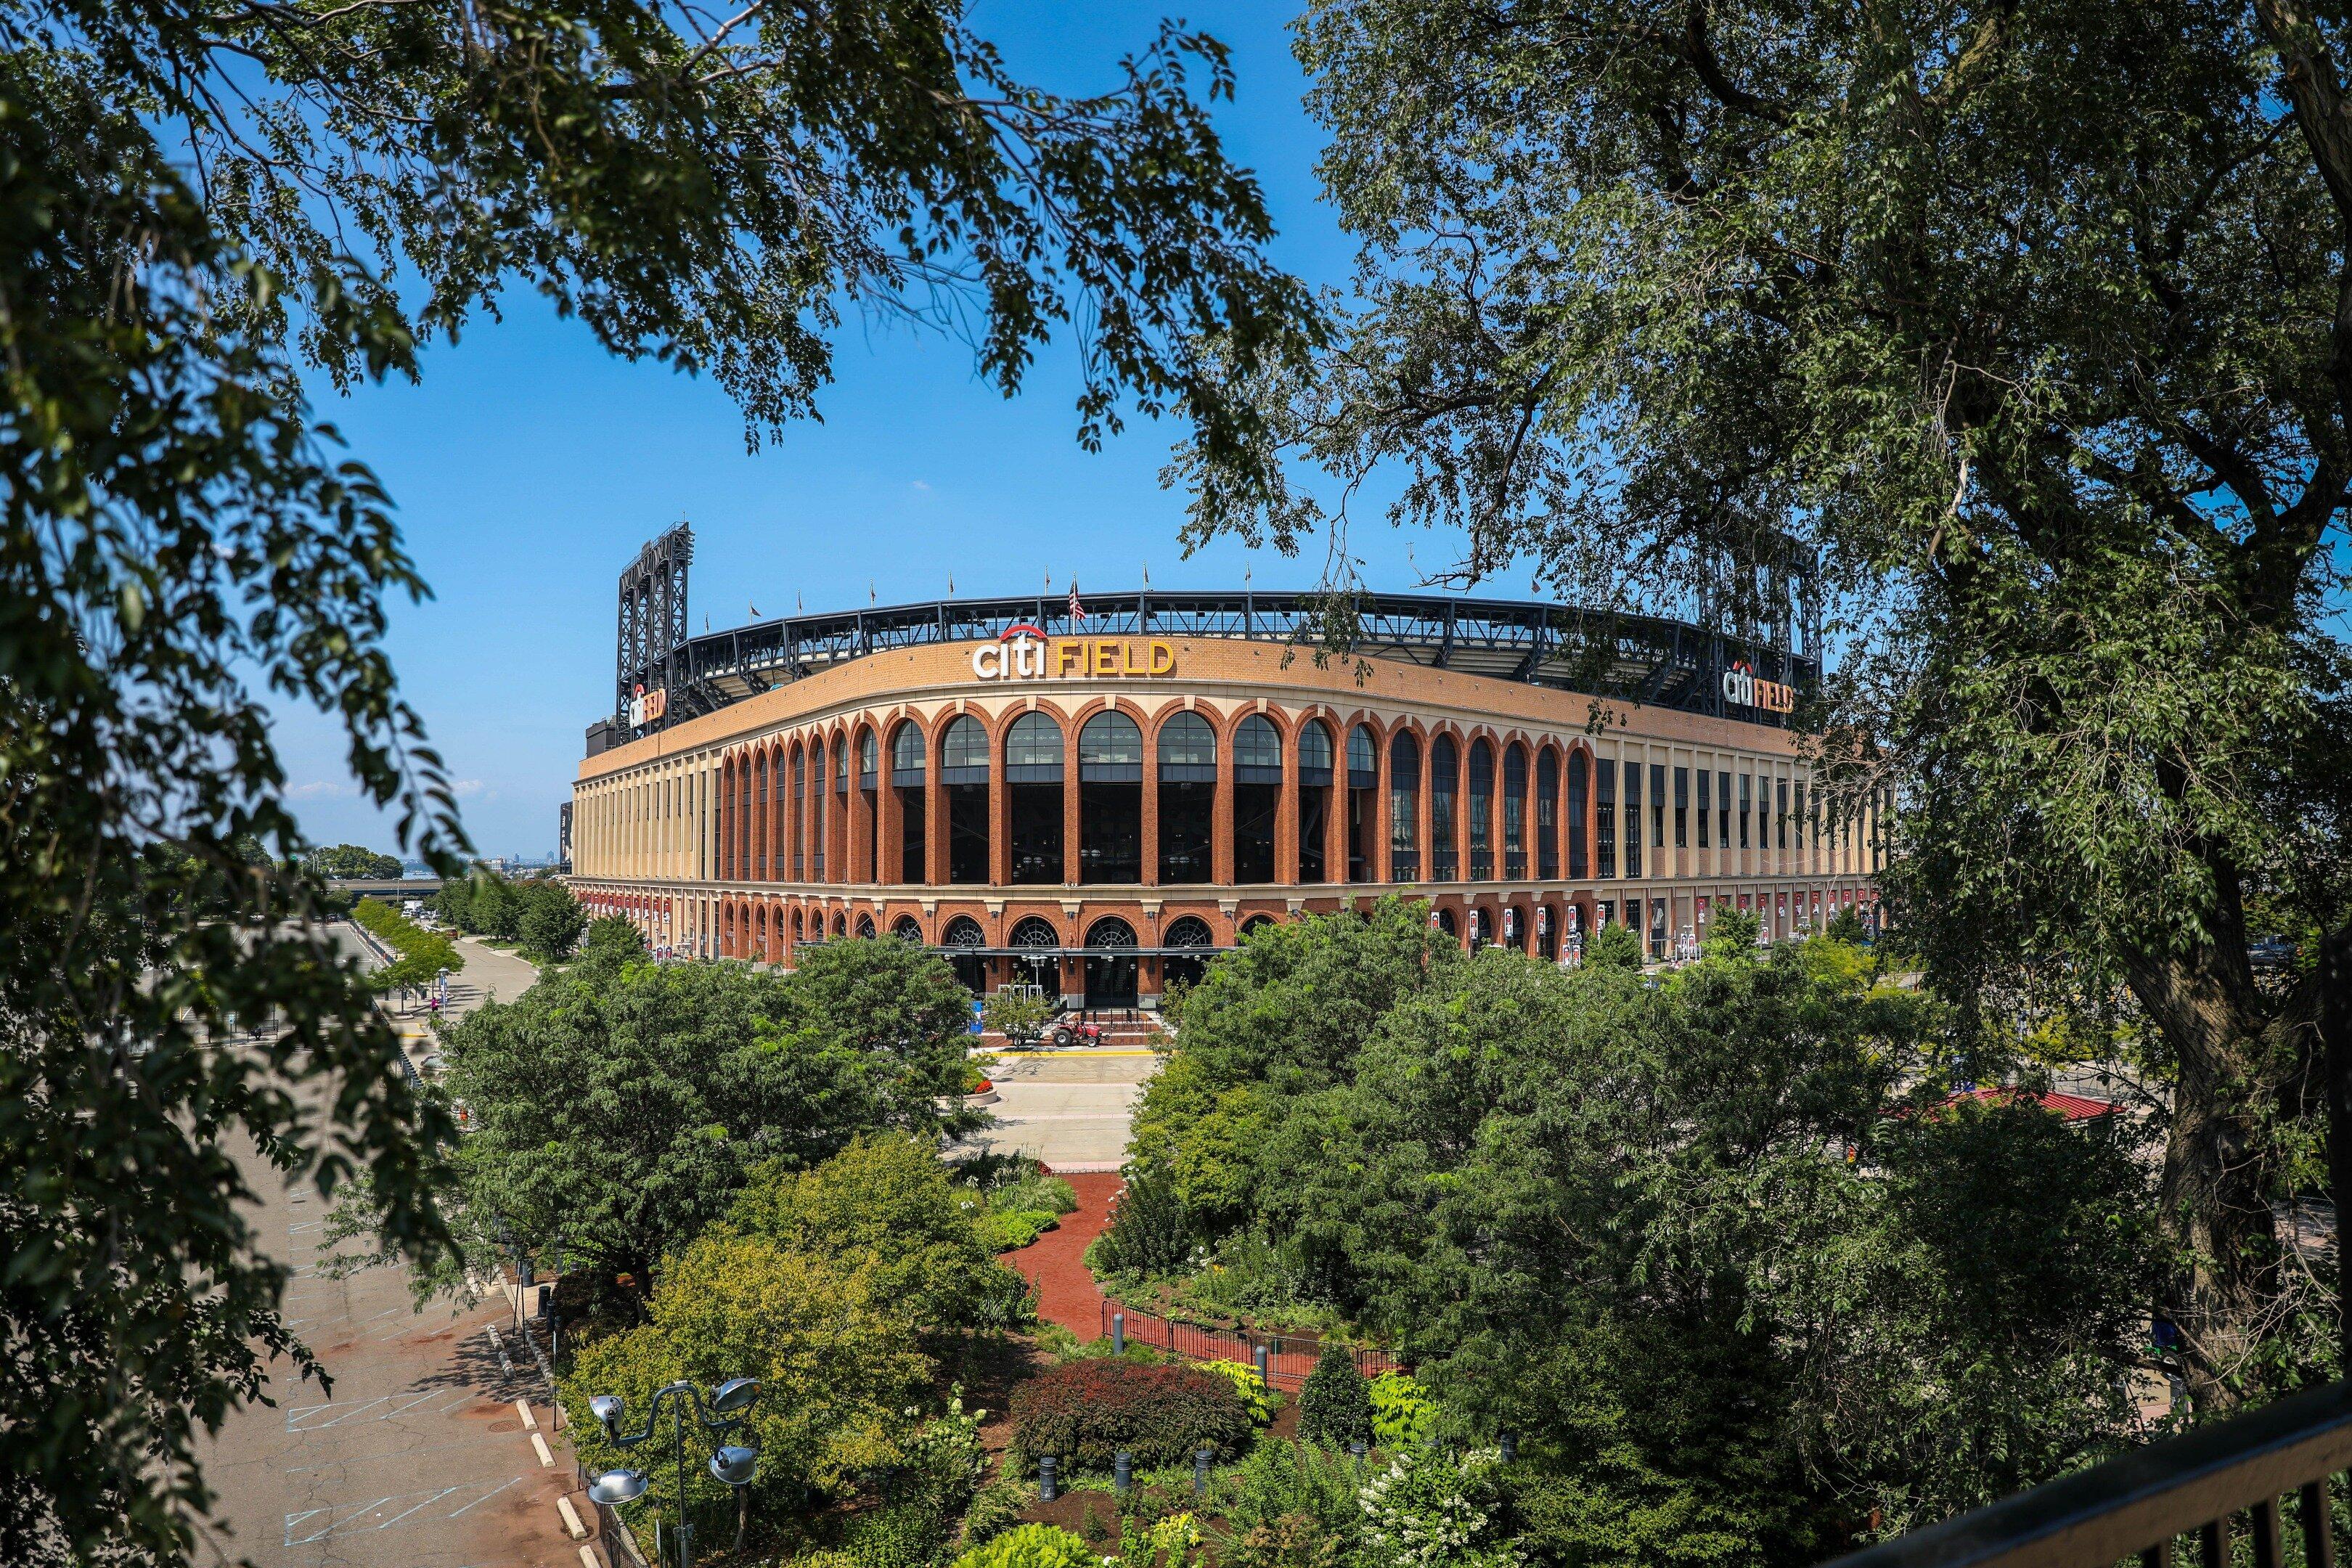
[1068,581,1087,621]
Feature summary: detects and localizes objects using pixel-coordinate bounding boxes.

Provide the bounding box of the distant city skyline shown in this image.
[269,2,1505,859]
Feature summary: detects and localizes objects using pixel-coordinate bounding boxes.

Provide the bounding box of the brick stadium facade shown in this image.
[571,598,1882,1008]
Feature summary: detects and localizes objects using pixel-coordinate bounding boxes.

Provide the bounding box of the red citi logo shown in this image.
[1721,660,1795,714]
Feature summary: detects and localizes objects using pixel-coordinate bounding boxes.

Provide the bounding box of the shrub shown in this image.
[952,1523,1097,1568]
[1211,1440,1361,1543]
[977,1209,1060,1253]
[1297,1344,1371,1446]
[989,1169,1079,1217]
[1192,1356,1280,1425]
[1009,1357,1254,1469]
[1090,1165,1189,1278]
[1357,1447,1519,1568]
[839,1502,952,1568]
[957,1477,1036,1551]
[1367,1372,1434,1450]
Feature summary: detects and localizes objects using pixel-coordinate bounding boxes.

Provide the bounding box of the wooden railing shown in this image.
[1823,1381,2352,1568]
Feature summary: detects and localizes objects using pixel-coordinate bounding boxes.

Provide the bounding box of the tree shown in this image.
[1824,907,1868,948]
[306,844,404,880]
[4,0,1312,1553]
[1297,1342,1373,1447]
[515,881,588,965]
[730,1133,1021,1329]
[1174,0,2351,1410]
[772,938,988,1140]
[426,958,900,1289]
[561,1230,934,1529]
[579,915,650,970]
[981,987,1055,1046]
[1580,921,1643,971]
[1117,905,2151,1561]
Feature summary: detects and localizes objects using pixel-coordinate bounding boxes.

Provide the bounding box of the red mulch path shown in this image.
[1003,1169,1124,1341]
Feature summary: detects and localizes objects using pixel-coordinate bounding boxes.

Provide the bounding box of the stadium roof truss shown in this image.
[653,589,1818,730]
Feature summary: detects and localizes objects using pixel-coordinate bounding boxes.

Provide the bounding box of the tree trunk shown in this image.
[2320,919,2352,1377]
[2123,941,2283,1413]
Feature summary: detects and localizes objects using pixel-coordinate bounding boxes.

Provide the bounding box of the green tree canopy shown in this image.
[515,880,588,965]
[1580,920,1643,971]
[1117,910,2153,1562]
[306,844,405,879]
[730,1132,1019,1329]
[1172,0,2352,1410]
[2,0,1311,1553]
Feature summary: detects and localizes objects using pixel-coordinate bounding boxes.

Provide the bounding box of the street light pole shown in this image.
[587,1378,760,1568]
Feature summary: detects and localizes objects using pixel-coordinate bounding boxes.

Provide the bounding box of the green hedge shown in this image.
[976,1209,1060,1253]
[352,897,462,982]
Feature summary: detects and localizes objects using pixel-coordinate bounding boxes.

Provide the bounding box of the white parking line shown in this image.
[282,1476,526,1544]
[285,1389,441,1431]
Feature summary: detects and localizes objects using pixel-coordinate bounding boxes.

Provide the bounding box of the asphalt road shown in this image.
[966,1048,1155,1171]
[191,931,587,1568]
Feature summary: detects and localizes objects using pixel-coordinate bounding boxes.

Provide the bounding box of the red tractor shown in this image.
[1048,1017,1103,1049]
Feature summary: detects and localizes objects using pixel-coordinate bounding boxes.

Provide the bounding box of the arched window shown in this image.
[808,738,827,881]
[1535,748,1559,880]
[1079,711,1143,883]
[891,721,926,883]
[1082,916,1138,1009]
[1567,750,1589,879]
[1388,730,1421,881]
[1467,738,1495,880]
[1503,744,1529,880]
[791,744,808,880]
[893,914,925,943]
[854,912,876,939]
[1007,915,1061,1003]
[1161,913,1216,992]
[943,915,986,947]
[1297,719,1333,883]
[940,714,989,884]
[1238,914,1275,937]
[859,728,880,883]
[1158,711,1218,884]
[1430,735,1460,881]
[1005,712,1065,885]
[1348,724,1379,881]
[1233,714,1281,884]
[830,911,847,938]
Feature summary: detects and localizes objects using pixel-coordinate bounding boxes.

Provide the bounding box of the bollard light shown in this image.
[1112,1312,1124,1355]
[1114,1451,1132,1495]
[1040,1454,1058,1502]
[1194,1448,1211,1497]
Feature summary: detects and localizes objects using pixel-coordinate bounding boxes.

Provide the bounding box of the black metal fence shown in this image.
[1821,1379,2352,1568]
[576,1457,651,1568]
[1098,1302,1403,1391]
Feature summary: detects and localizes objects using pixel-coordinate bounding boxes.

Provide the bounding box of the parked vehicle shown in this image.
[1049,1018,1103,1048]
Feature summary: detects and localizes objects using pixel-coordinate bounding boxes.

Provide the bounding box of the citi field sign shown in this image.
[971,624,1177,681]
[1722,660,1796,715]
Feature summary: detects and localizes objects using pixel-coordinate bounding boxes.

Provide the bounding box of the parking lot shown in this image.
[191,932,586,1568]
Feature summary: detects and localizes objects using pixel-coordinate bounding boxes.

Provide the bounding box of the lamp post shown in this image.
[586,1377,761,1568]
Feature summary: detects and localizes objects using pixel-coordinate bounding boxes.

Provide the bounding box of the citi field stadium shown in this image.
[572,527,1884,1004]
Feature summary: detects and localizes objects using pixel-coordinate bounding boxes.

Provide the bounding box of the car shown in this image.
[2249,936,2298,969]
[1048,1018,1103,1049]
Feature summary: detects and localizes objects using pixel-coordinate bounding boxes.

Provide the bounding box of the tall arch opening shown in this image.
[1536,748,1560,880]
[1233,714,1281,883]
[1348,724,1379,881]
[1388,730,1421,881]
[859,729,880,882]
[891,722,926,882]
[1430,735,1460,881]
[1160,914,1215,994]
[1503,744,1529,880]
[1297,720,1334,883]
[1157,711,1217,884]
[942,914,987,995]
[1008,915,1063,1003]
[1005,712,1065,884]
[941,715,989,884]
[1468,738,1495,880]
[1083,916,1138,1009]
[791,743,809,880]
[809,738,827,881]
[1079,711,1143,883]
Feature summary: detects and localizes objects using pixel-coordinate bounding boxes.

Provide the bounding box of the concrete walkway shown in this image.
[965,1047,1155,1172]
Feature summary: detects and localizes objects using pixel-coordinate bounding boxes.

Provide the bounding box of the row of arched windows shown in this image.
[715,708,1609,889]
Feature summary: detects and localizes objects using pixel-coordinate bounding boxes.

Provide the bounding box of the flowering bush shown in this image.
[1357,1447,1520,1568]
[1009,1356,1253,1469]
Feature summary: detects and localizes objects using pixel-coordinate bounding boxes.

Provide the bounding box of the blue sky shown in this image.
[274,3,1487,860]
